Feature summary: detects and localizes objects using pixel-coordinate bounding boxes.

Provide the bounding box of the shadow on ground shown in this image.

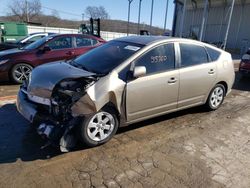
[233,72,250,91]
[0,81,18,86]
[0,102,207,165]
[0,104,62,164]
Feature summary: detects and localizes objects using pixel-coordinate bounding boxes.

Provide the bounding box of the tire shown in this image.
[10,63,33,84]
[205,84,225,111]
[78,107,119,147]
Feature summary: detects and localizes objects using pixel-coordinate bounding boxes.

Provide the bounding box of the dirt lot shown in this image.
[0,70,250,188]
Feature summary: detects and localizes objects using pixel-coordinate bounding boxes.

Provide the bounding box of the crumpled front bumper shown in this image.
[16,89,38,123]
[16,89,79,152]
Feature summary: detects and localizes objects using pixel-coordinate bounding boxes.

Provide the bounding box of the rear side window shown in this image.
[180,43,209,67]
[76,37,98,47]
[135,43,175,75]
[205,46,221,61]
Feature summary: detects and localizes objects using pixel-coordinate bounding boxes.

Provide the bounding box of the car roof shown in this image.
[114,36,224,51]
[29,32,55,35]
[49,33,98,38]
[114,36,172,46]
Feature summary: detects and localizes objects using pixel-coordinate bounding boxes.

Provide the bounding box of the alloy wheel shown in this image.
[87,112,115,142]
[13,64,32,82]
[210,86,224,108]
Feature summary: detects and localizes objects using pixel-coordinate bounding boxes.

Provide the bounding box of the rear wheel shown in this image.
[78,107,119,147]
[10,63,33,84]
[206,84,225,110]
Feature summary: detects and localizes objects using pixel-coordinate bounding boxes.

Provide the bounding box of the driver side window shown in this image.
[135,43,175,75]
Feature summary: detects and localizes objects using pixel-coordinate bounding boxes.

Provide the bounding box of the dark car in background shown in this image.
[239,49,250,77]
[0,34,106,83]
[0,32,54,51]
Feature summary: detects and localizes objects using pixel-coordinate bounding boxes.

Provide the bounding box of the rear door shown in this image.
[126,43,179,122]
[36,36,74,65]
[73,36,100,58]
[177,42,217,108]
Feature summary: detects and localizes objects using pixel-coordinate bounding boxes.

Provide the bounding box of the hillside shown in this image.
[0,15,170,35]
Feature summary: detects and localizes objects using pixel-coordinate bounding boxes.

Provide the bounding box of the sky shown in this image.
[0,0,175,30]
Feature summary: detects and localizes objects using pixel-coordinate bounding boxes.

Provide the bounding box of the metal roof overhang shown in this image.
[175,0,250,9]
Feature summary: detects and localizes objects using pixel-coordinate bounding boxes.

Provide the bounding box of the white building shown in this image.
[172,0,250,54]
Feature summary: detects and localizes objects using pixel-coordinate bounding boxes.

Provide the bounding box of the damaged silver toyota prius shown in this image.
[17,36,235,151]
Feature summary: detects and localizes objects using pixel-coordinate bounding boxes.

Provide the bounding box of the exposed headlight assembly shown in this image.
[0,59,9,65]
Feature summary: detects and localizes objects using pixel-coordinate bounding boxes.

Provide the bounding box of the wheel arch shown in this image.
[216,81,228,96]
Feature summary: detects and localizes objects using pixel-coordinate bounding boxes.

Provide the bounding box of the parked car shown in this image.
[0,32,54,51]
[0,34,105,83]
[16,36,235,151]
[239,49,250,77]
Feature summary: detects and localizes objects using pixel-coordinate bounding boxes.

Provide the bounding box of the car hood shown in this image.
[0,48,25,57]
[27,61,96,98]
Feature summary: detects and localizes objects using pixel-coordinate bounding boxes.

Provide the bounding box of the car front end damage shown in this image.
[16,61,126,152]
[17,77,96,152]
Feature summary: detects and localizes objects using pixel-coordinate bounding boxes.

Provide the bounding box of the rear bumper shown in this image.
[16,89,38,123]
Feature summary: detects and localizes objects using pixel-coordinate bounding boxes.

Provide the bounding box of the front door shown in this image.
[37,36,74,65]
[126,43,179,122]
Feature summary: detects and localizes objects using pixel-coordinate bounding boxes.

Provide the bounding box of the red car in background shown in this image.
[0,34,105,83]
[239,49,250,77]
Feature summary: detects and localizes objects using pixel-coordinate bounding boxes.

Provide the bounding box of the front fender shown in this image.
[71,72,126,116]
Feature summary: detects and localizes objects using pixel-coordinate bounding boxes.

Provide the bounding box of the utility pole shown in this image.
[127,0,133,36]
[25,0,29,22]
[163,0,169,32]
[137,0,142,35]
[199,0,209,41]
[149,0,154,32]
[223,0,235,50]
[179,0,186,37]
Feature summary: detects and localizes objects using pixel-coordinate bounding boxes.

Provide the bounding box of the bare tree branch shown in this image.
[85,6,109,19]
[8,0,42,22]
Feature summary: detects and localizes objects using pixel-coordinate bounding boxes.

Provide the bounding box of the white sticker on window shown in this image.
[124,45,141,51]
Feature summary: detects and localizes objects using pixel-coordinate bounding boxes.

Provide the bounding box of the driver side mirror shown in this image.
[42,46,51,52]
[133,66,146,78]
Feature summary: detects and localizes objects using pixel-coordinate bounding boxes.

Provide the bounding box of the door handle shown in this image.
[208,69,215,74]
[168,77,177,84]
[66,51,75,55]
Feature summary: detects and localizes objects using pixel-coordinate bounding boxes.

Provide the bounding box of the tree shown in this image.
[8,0,42,22]
[51,9,60,19]
[85,6,109,19]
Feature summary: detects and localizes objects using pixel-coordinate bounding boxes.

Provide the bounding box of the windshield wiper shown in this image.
[70,60,90,72]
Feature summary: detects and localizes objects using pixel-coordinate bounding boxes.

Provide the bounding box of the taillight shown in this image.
[242,54,250,61]
[240,62,246,67]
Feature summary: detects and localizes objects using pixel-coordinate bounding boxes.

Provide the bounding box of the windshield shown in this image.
[23,36,51,50]
[74,41,144,74]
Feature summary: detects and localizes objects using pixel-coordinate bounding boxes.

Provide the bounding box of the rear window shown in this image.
[205,46,221,61]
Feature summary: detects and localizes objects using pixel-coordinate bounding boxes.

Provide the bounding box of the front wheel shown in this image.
[206,84,225,110]
[10,63,33,84]
[78,108,119,147]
